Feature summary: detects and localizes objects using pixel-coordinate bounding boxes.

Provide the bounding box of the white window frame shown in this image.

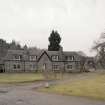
[13,55,21,60]
[30,55,37,61]
[52,65,59,70]
[52,55,59,61]
[66,56,74,61]
[13,64,21,69]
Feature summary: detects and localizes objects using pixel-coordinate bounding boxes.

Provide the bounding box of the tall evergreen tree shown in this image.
[48,30,61,51]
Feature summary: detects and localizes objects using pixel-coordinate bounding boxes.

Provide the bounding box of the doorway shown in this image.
[43,63,46,71]
[0,64,5,73]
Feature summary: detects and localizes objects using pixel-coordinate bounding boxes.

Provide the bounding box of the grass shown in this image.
[0,72,63,84]
[0,73,44,84]
[37,72,105,100]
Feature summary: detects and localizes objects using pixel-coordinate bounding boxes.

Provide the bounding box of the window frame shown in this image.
[13,64,16,69]
[17,64,20,69]
[52,55,59,61]
[52,65,59,70]
[66,56,75,61]
[29,55,37,61]
[13,55,22,60]
[13,64,21,69]
[30,64,36,69]
[66,65,72,70]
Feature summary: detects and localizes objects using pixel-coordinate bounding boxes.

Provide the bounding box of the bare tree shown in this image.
[92,32,105,69]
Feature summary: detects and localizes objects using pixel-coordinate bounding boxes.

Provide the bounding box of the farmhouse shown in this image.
[0,47,94,73]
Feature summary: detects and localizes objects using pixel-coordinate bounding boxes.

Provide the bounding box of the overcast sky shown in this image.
[0,0,105,56]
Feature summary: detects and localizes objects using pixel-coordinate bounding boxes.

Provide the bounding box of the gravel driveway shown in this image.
[0,82,105,105]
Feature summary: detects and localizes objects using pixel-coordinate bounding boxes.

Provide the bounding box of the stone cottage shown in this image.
[0,48,89,73]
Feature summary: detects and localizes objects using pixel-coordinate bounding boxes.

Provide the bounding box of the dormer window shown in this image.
[13,55,22,60]
[65,56,75,61]
[52,55,59,61]
[30,55,37,61]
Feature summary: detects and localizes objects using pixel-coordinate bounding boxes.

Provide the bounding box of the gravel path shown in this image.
[0,82,105,105]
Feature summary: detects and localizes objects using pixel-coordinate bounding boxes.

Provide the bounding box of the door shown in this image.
[0,64,5,73]
[43,63,46,71]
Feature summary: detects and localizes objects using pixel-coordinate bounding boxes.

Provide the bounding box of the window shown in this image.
[17,64,20,69]
[30,64,36,69]
[52,55,59,61]
[65,56,74,61]
[13,55,22,60]
[30,64,36,68]
[13,64,16,69]
[67,65,72,70]
[30,55,37,61]
[52,65,59,70]
[13,64,21,69]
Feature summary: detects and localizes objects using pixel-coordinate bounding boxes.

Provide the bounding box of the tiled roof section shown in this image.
[47,51,65,61]
[3,49,86,62]
[63,51,84,61]
[4,49,25,60]
[63,51,78,56]
[4,49,43,61]
[37,50,81,62]
[37,51,52,62]
[77,51,87,57]
[28,48,42,56]
[46,51,61,58]
[7,49,24,55]
[37,50,64,62]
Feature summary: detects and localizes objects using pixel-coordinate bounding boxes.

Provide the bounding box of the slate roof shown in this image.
[3,49,85,62]
[28,48,42,56]
[77,51,87,57]
[63,51,78,56]
[37,51,52,62]
[3,50,25,60]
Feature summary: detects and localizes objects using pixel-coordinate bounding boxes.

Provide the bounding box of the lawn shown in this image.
[37,71,105,100]
[0,72,63,84]
[0,73,44,83]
